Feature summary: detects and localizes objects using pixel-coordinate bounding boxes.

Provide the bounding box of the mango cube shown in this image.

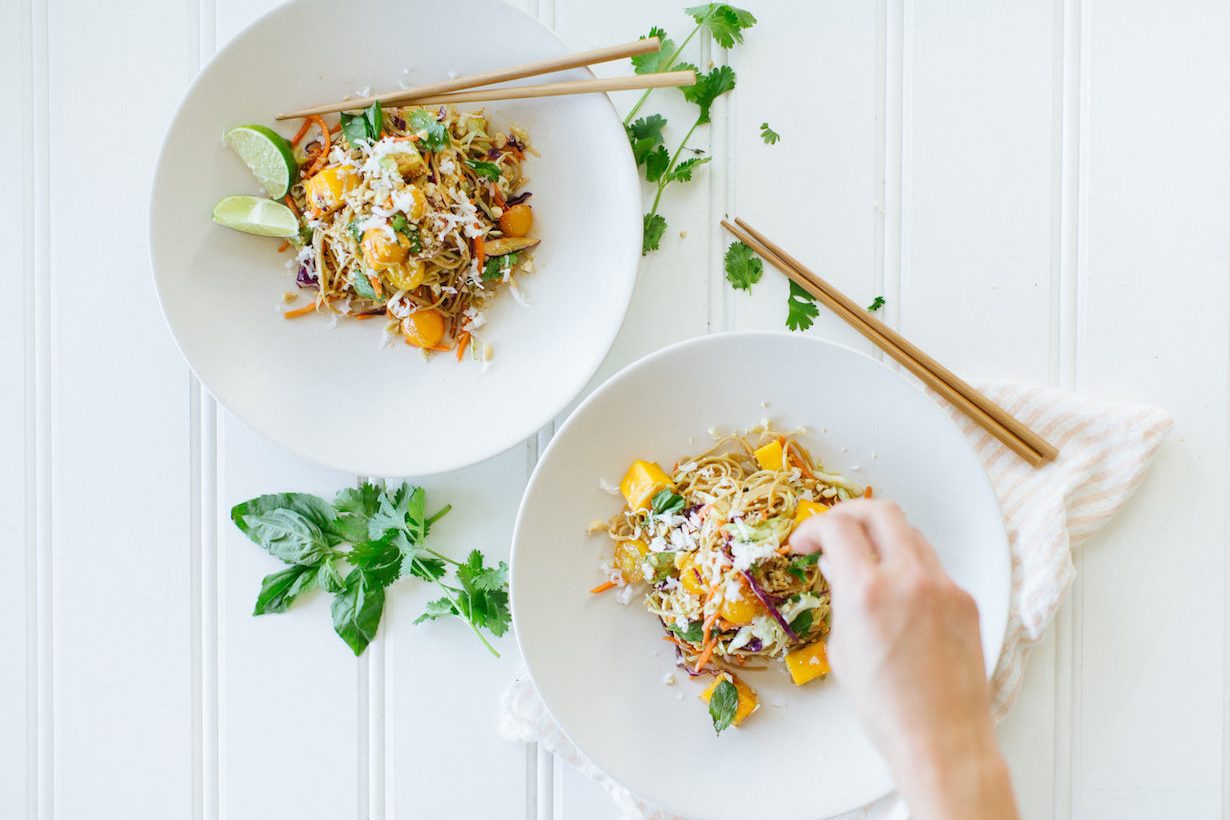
[785,641,831,685]
[754,439,784,471]
[620,460,674,511]
[304,166,357,214]
[612,539,649,583]
[791,499,829,532]
[700,672,759,726]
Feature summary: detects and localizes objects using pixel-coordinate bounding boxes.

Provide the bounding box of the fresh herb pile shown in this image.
[626,4,757,254]
[231,482,509,656]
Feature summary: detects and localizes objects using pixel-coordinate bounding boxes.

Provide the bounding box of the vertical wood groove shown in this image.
[878,0,906,340]
[25,0,52,814]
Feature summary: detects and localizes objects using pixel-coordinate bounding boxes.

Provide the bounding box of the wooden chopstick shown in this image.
[393,71,695,107]
[722,219,1058,467]
[277,37,664,120]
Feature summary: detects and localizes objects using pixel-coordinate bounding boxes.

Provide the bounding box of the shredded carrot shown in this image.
[303,115,331,178]
[282,194,299,216]
[474,235,485,272]
[366,272,383,297]
[662,635,693,651]
[693,637,717,673]
[289,119,313,147]
[428,343,452,353]
[775,544,791,555]
[276,240,290,253]
[589,580,618,595]
[329,121,342,135]
[353,312,384,321]
[491,182,507,209]
[864,485,873,499]
[283,302,318,319]
[787,444,815,479]
[455,332,471,362]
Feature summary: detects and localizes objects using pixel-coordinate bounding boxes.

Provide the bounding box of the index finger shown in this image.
[789,511,877,589]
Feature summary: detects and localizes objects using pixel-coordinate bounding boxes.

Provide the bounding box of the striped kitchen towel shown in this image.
[499,382,1173,820]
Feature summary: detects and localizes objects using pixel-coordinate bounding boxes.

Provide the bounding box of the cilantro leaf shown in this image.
[786,551,820,580]
[667,155,711,183]
[332,483,383,544]
[230,493,339,565]
[347,221,363,243]
[759,121,781,145]
[789,609,814,636]
[685,4,758,49]
[403,552,448,582]
[456,549,511,637]
[645,552,677,583]
[643,213,667,255]
[348,533,404,589]
[708,678,740,734]
[253,564,318,615]
[368,482,427,542]
[407,108,449,152]
[786,280,819,331]
[866,295,886,312]
[644,144,671,182]
[651,489,685,516]
[627,114,668,167]
[631,26,677,74]
[389,213,422,252]
[668,620,705,643]
[681,65,736,125]
[331,569,385,655]
[724,241,763,291]
[466,159,502,181]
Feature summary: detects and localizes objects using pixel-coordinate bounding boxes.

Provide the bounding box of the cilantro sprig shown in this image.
[231,482,510,657]
[867,295,886,312]
[724,241,763,290]
[624,5,756,254]
[759,121,781,144]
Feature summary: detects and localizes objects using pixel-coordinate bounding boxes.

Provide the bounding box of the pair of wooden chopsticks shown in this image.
[278,38,693,120]
[722,219,1059,467]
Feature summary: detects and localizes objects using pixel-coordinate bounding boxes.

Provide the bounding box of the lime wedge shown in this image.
[223,124,298,198]
[212,195,300,237]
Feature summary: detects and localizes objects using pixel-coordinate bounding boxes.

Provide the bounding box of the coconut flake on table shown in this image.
[598,477,620,495]
[661,672,675,686]
[615,584,638,605]
[507,277,530,307]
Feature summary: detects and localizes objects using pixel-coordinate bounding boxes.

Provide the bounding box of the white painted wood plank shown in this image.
[1074,1,1230,816]
[727,0,879,352]
[383,449,529,818]
[2,0,32,813]
[902,2,1057,382]
[44,0,198,815]
[995,625,1059,820]
[215,421,361,818]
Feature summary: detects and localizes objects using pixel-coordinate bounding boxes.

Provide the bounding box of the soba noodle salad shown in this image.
[218,100,538,362]
[591,425,868,733]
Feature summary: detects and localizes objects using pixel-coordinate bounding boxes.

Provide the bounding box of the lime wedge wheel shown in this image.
[223,124,298,199]
[211,195,300,237]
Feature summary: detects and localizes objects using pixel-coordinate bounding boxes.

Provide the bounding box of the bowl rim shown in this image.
[146,0,642,477]
[510,329,1011,818]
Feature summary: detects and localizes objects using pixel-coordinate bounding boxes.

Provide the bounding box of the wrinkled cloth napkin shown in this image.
[499,382,1174,820]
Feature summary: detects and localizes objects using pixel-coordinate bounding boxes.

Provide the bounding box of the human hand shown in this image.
[789,499,1018,820]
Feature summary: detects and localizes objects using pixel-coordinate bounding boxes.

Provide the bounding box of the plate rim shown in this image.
[147,0,642,478]
[510,329,1011,819]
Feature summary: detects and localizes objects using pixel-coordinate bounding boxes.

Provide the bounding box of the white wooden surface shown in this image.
[5,0,1228,818]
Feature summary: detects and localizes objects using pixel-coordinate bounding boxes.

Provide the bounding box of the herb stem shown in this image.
[413,556,499,657]
[649,116,703,216]
[623,23,702,125]
[424,546,463,567]
[425,504,453,528]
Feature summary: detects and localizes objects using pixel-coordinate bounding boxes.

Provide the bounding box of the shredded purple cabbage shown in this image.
[741,570,798,641]
[505,191,533,207]
[295,263,318,289]
[744,637,764,653]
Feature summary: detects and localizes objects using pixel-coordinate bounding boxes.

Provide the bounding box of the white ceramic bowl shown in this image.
[149,0,640,476]
[511,332,1009,820]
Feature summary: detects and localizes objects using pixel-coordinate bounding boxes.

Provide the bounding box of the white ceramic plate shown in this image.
[149,0,640,477]
[512,332,1009,820]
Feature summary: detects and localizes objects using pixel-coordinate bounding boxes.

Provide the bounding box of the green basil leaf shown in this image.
[668,620,705,644]
[253,564,318,615]
[709,678,740,734]
[466,159,502,181]
[407,109,449,152]
[364,100,383,140]
[230,493,339,565]
[645,551,677,583]
[789,609,814,636]
[331,570,386,656]
[340,112,369,146]
[651,489,685,516]
[350,268,379,301]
